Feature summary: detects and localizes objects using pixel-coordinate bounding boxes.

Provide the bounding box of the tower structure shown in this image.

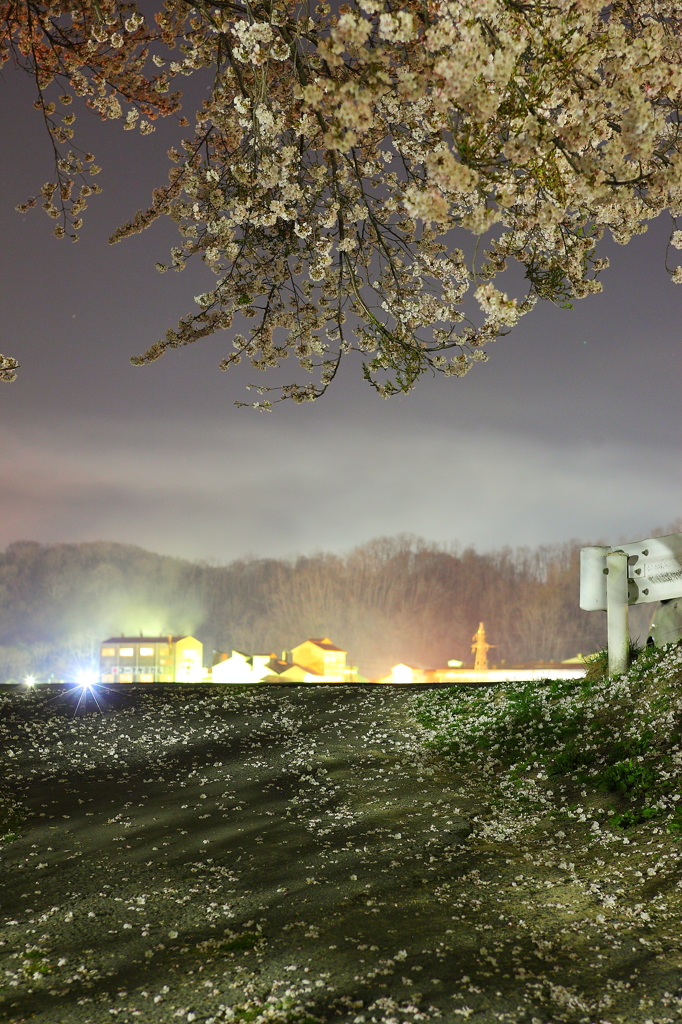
[471,622,494,672]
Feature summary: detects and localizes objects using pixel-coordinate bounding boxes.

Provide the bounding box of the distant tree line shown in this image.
[0,532,664,682]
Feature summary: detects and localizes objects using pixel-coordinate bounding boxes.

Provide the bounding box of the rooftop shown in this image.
[303,637,346,652]
[102,636,189,644]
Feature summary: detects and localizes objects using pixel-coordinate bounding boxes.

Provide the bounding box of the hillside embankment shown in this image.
[1,674,681,1024]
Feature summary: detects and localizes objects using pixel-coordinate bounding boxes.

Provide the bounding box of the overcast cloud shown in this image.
[0,412,678,561]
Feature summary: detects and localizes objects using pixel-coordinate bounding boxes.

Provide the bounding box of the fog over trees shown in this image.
[0,530,668,682]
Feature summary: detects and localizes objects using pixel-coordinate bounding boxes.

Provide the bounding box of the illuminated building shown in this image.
[212,650,323,684]
[288,638,350,682]
[211,650,256,685]
[377,664,427,685]
[99,635,204,683]
[212,638,362,684]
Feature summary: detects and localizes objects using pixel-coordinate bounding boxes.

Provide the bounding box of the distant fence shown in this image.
[580,531,682,675]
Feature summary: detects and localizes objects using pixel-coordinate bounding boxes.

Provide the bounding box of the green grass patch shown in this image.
[228,998,320,1023]
[584,639,644,683]
[594,758,658,798]
[0,785,25,846]
[219,931,262,952]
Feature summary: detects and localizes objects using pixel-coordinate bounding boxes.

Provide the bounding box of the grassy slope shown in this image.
[413,642,682,834]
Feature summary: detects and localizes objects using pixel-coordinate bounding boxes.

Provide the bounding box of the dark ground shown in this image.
[1,685,681,1024]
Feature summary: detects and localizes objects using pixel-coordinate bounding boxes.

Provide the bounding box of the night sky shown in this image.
[1,63,680,563]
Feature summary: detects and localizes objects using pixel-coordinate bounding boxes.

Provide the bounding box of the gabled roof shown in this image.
[259,659,325,675]
[264,658,295,676]
[296,637,346,653]
[264,658,324,678]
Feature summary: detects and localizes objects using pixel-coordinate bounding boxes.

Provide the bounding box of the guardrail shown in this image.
[580,531,682,675]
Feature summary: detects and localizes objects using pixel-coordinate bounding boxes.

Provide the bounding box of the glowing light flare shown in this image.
[76,669,98,689]
[25,675,36,687]
[391,664,414,685]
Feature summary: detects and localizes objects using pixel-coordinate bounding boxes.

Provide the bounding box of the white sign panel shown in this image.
[580,532,682,610]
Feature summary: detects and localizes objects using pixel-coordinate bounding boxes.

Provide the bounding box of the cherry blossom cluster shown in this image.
[7,0,682,400]
[0,353,19,383]
[3,0,182,233]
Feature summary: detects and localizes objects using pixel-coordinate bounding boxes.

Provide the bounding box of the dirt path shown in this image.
[1,686,680,1024]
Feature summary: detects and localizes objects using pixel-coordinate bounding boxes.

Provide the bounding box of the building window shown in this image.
[139,647,154,657]
[101,647,115,657]
[101,673,114,683]
[119,647,134,657]
[119,673,133,683]
[139,673,154,682]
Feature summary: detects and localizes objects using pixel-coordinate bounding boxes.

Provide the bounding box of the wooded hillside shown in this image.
[0,534,659,682]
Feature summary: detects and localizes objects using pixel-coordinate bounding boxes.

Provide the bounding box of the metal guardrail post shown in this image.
[581,531,682,674]
[579,546,610,611]
[606,550,629,676]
